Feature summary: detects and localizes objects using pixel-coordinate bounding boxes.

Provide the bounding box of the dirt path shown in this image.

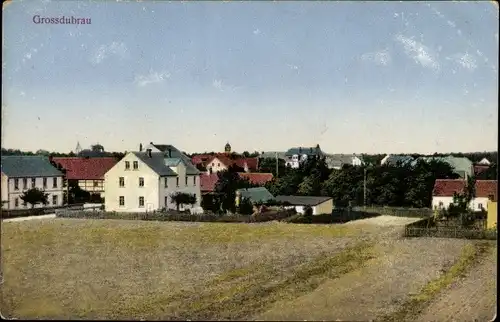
[415,244,497,322]
[253,237,472,321]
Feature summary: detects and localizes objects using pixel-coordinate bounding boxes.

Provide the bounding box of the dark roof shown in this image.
[285,147,324,157]
[150,144,199,175]
[133,152,178,176]
[237,187,274,204]
[384,155,414,165]
[275,195,332,206]
[1,156,64,178]
[52,157,118,180]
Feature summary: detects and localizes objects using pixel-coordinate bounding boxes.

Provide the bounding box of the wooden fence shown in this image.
[1,203,86,219]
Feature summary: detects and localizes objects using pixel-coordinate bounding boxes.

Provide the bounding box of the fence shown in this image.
[351,206,433,218]
[1,203,86,219]
[55,208,297,223]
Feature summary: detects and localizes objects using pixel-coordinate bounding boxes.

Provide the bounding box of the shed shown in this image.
[236,187,274,205]
[275,195,333,215]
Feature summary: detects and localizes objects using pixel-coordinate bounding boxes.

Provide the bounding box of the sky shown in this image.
[2,1,499,155]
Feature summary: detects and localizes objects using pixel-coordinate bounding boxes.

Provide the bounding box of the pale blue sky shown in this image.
[2,1,498,154]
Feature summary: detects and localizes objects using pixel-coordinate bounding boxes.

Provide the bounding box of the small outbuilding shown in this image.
[275,195,333,215]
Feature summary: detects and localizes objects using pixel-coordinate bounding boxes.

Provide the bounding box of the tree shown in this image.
[170,192,197,211]
[91,144,105,152]
[68,180,91,204]
[20,188,48,208]
[258,157,287,177]
[215,166,252,213]
[238,197,254,215]
[201,194,222,213]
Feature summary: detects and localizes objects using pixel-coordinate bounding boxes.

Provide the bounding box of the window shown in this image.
[93,180,99,187]
[43,178,47,189]
[139,196,145,207]
[14,198,19,208]
[139,177,144,187]
[52,177,58,188]
[119,196,125,206]
[185,176,188,186]
[217,163,220,167]
[478,203,484,210]
[176,177,179,187]
[133,161,138,170]
[52,195,58,205]
[119,177,125,187]
[438,201,444,209]
[165,196,168,207]
[23,178,27,189]
[164,177,168,188]
[125,161,130,170]
[193,176,196,186]
[31,178,36,188]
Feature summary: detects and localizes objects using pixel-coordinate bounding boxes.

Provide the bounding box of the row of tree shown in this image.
[262,156,497,209]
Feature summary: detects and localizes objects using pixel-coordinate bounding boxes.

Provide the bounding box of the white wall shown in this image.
[1,174,64,209]
[160,163,201,210]
[352,156,363,166]
[104,153,160,212]
[206,157,228,173]
[432,196,491,211]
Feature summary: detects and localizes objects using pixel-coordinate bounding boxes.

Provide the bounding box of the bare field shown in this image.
[0,218,496,320]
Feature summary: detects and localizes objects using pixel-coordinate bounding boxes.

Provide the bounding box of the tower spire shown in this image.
[75,141,82,154]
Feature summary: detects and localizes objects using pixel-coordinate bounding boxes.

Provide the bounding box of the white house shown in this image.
[1,156,65,209]
[478,158,491,165]
[275,195,333,215]
[104,145,201,212]
[432,179,497,211]
[325,154,364,169]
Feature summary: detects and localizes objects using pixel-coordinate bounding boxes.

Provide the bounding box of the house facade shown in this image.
[325,154,364,169]
[275,195,333,215]
[104,146,201,212]
[284,145,324,169]
[51,157,118,196]
[204,155,259,174]
[1,156,65,209]
[432,179,497,211]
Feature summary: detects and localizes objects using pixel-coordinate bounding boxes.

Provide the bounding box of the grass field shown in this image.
[1,218,496,320]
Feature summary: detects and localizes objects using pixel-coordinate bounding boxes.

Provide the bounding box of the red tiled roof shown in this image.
[52,157,118,180]
[433,179,497,199]
[234,158,259,171]
[200,173,219,192]
[191,154,212,165]
[238,172,273,186]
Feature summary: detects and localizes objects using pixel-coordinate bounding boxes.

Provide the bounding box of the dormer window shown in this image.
[133,161,139,170]
[125,161,130,170]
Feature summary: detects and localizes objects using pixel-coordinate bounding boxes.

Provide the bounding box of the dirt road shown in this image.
[415,244,497,322]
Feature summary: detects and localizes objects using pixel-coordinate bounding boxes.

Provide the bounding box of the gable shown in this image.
[105,152,164,178]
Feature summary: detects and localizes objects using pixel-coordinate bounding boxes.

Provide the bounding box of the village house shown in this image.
[1,156,65,209]
[51,157,118,197]
[432,179,497,211]
[381,154,414,166]
[325,154,364,169]
[284,145,324,169]
[104,144,201,212]
[275,195,333,215]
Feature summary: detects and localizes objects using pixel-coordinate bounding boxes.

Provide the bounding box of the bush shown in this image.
[238,197,254,215]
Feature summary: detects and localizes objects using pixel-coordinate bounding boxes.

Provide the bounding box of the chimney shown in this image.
[139,143,143,152]
[147,149,152,158]
[310,147,313,153]
[168,148,172,158]
[299,147,302,154]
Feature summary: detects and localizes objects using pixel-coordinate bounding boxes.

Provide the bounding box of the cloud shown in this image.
[394,34,440,71]
[91,42,128,65]
[360,49,391,66]
[135,71,170,87]
[446,52,477,71]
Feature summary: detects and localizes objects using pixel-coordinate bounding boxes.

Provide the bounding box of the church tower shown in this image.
[75,141,82,154]
[224,142,231,154]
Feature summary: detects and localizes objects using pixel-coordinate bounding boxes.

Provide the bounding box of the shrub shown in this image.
[238,197,254,215]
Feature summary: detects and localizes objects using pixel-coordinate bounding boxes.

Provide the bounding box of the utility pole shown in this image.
[275,152,279,178]
[363,167,367,209]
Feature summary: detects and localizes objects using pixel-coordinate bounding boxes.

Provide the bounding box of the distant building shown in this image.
[414,156,474,179]
[478,158,491,165]
[432,179,497,211]
[325,154,364,169]
[380,154,414,166]
[284,145,324,169]
[1,156,65,209]
[275,195,333,215]
[235,187,274,207]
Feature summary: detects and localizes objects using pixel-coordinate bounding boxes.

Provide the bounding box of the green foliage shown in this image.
[170,192,197,211]
[215,166,253,213]
[68,180,91,204]
[20,188,48,208]
[258,157,287,177]
[303,205,313,217]
[201,194,222,213]
[238,197,254,215]
[476,163,497,180]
